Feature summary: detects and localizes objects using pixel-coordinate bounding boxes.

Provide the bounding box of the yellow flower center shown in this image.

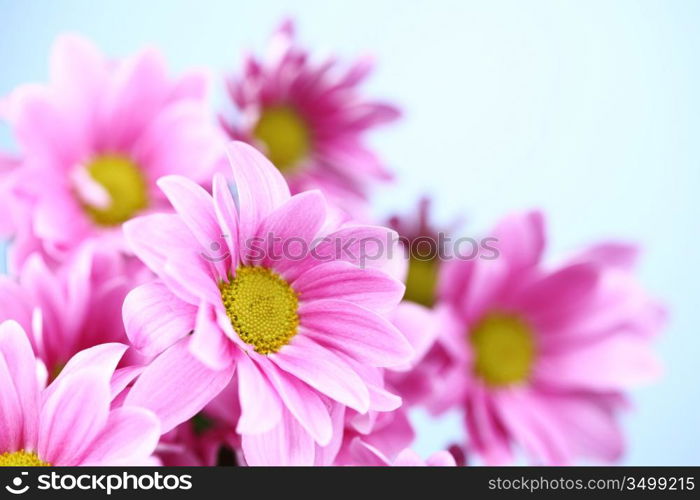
[0,450,51,466]
[471,314,536,386]
[219,267,300,355]
[404,257,439,307]
[81,155,149,226]
[253,106,310,172]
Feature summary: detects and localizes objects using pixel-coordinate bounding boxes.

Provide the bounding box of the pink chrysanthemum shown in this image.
[0,243,145,378]
[222,20,400,218]
[412,211,665,465]
[0,320,160,466]
[121,142,412,465]
[1,34,225,264]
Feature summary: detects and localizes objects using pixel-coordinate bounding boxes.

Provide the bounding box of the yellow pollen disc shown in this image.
[471,314,536,386]
[0,450,51,466]
[219,266,300,355]
[82,155,149,226]
[253,106,310,172]
[404,257,439,307]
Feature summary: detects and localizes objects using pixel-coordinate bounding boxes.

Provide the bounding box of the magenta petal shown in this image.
[212,173,240,265]
[226,142,290,253]
[251,190,326,272]
[271,335,370,413]
[0,320,40,451]
[236,353,283,435]
[81,407,160,466]
[349,439,390,466]
[157,175,228,277]
[299,299,413,367]
[241,408,315,466]
[189,302,233,370]
[124,337,234,433]
[536,335,662,391]
[492,210,546,275]
[425,451,457,466]
[255,356,332,446]
[123,282,196,358]
[293,260,404,314]
[123,213,197,276]
[45,342,128,403]
[39,367,111,465]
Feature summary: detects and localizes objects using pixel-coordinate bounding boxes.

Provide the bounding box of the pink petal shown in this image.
[189,302,234,370]
[293,260,404,313]
[492,211,546,275]
[536,335,662,391]
[123,282,197,358]
[81,407,160,466]
[157,175,228,277]
[39,367,111,465]
[425,451,457,466]
[241,408,315,466]
[0,320,40,450]
[250,190,326,273]
[45,342,128,402]
[226,142,290,252]
[255,356,332,446]
[212,173,240,265]
[124,337,234,433]
[123,213,198,277]
[271,335,370,413]
[236,353,283,435]
[299,299,413,367]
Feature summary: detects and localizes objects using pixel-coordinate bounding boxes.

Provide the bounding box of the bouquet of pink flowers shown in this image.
[0,21,664,467]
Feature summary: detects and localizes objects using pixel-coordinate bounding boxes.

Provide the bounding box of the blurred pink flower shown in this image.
[0,243,147,378]
[410,211,665,465]
[348,439,456,466]
[222,19,400,219]
[0,320,160,466]
[1,34,225,265]
[121,142,412,465]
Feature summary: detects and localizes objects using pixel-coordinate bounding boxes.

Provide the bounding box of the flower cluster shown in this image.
[0,21,664,466]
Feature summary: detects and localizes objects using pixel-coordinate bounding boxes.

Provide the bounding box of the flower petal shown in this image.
[236,353,283,435]
[255,356,333,446]
[299,299,413,367]
[293,260,404,313]
[81,407,160,466]
[123,282,197,358]
[226,141,290,250]
[124,337,234,433]
[271,334,370,413]
[39,367,111,465]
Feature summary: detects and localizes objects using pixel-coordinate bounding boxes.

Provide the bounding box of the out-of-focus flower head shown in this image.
[0,320,160,466]
[404,210,665,465]
[0,34,225,266]
[0,242,148,379]
[223,19,400,219]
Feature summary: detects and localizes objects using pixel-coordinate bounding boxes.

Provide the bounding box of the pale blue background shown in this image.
[1,0,698,465]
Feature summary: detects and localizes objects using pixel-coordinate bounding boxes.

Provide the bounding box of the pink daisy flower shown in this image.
[416,211,665,464]
[0,320,160,466]
[0,243,144,378]
[121,142,412,465]
[1,34,225,264]
[222,19,400,218]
